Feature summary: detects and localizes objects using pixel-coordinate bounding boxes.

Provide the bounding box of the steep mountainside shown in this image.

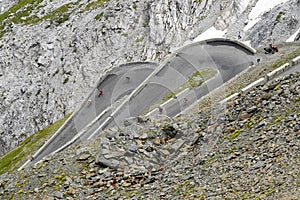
[0,0,299,155]
[0,68,299,199]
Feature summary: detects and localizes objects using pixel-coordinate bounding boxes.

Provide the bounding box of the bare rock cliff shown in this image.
[0,0,299,155]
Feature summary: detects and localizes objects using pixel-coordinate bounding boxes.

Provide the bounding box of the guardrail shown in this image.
[266,63,290,81]
[145,88,189,119]
[218,93,239,105]
[292,55,300,66]
[18,62,156,170]
[19,38,257,170]
[217,54,300,106]
[241,78,266,94]
[53,107,112,154]
[205,38,257,54]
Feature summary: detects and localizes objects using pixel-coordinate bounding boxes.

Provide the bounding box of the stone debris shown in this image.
[1,0,300,157]
[0,72,299,199]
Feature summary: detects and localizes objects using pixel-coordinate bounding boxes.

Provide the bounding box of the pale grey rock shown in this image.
[0,0,299,160]
[95,156,120,169]
[129,145,139,153]
[139,133,148,140]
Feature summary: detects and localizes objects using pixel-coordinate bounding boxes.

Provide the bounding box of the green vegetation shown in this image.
[246,120,253,128]
[275,12,285,23]
[95,11,104,20]
[272,11,285,31]
[294,96,300,102]
[145,68,217,114]
[162,91,175,101]
[63,77,69,84]
[0,0,108,38]
[274,116,284,123]
[264,189,276,197]
[172,180,198,197]
[229,129,241,140]
[188,69,217,89]
[55,172,67,183]
[40,2,77,25]
[161,68,217,101]
[9,1,43,24]
[132,3,137,10]
[0,113,71,175]
[270,47,300,69]
[0,0,77,36]
[135,37,144,43]
[0,0,43,36]
[80,0,107,13]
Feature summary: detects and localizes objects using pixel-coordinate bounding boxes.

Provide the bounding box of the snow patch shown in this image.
[244,18,261,32]
[174,27,227,52]
[244,0,291,31]
[193,27,227,42]
[286,27,300,42]
[238,0,250,13]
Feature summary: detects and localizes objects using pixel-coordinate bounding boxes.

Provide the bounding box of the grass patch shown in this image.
[188,69,217,89]
[274,116,284,123]
[270,47,300,69]
[246,120,253,128]
[144,68,217,114]
[264,189,276,197]
[135,37,144,43]
[11,0,44,24]
[162,91,175,101]
[0,113,72,175]
[161,68,217,102]
[95,11,104,20]
[41,2,77,25]
[1,0,112,33]
[275,12,285,23]
[80,0,107,13]
[0,0,43,37]
[294,96,300,102]
[0,0,40,24]
[132,3,137,10]
[229,129,241,140]
[0,0,82,37]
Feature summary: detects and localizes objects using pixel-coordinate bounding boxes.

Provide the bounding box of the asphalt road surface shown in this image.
[33,62,157,163]
[111,41,255,128]
[31,39,256,165]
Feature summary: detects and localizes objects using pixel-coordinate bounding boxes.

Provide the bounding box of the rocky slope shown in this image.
[0,0,299,156]
[0,70,299,199]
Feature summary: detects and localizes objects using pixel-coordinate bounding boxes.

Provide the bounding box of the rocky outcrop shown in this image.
[244,0,300,47]
[0,0,299,155]
[0,70,299,199]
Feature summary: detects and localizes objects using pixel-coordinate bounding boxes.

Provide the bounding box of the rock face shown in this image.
[0,0,299,155]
